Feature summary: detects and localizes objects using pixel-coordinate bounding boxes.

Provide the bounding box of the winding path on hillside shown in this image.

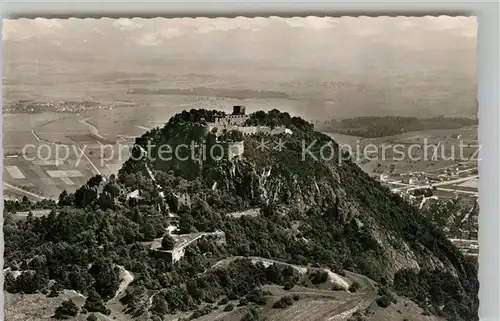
[141,256,377,321]
[79,117,108,140]
[208,256,377,321]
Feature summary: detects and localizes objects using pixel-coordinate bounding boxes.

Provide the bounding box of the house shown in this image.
[152,230,226,264]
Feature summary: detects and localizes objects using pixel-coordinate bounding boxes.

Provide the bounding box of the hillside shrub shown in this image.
[54,299,79,319]
[273,295,294,309]
[224,303,235,312]
[349,281,360,293]
[376,295,392,308]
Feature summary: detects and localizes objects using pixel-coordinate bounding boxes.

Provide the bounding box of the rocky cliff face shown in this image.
[209,152,462,278]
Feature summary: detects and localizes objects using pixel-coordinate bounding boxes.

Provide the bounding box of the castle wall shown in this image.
[205,124,293,137]
[215,114,249,126]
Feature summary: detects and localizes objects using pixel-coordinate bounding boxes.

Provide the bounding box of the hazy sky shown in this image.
[3,16,477,43]
[2,16,478,118]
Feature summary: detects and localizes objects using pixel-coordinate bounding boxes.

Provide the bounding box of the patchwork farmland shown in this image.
[3,112,132,200]
[2,95,259,200]
[4,150,98,199]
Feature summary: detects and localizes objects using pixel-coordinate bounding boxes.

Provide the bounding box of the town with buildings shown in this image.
[377,162,479,257]
[4,99,113,114]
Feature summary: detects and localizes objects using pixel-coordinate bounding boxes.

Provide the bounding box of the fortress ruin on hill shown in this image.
[205,106,293,159]
[205,105,293,137]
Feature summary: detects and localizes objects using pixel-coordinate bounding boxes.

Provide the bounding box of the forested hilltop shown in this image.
[4,109,478,321]
[316,116,478,138]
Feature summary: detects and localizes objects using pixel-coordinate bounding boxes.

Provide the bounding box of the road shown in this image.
[31,129,55,145]
[75,144,102,176]
[140,256,377,321]
[10,209,52,220]
[390,175,479,192]
[80,117,107,140]
[3,182,48,201]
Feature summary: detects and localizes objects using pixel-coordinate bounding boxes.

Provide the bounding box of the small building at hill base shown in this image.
[151,230,226,264]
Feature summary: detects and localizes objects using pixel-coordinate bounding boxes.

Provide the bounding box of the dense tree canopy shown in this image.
[161,234,176,250]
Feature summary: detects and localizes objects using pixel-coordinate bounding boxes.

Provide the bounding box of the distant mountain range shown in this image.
[317,116,478,138]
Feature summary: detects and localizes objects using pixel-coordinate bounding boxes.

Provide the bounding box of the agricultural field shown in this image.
[3,151,98,199]
[330,126,479,177]
[265,297,361,321]
[3,57,479,201]
[4,89,358,200]
[360,296,444,321]
[174,282,443,321]
[3,109,133,199]
[3,113,62,152]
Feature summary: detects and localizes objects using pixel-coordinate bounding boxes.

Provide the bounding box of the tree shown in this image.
[151,294,168,315]
[48,284,61,298]
[12,271,48,294]
[103,182,121,198]
[349,281,360,293]
[84,289,110,315]
[54,299,79,319]
[87,175,103,187]
[87,314,98,321]
[226,129,244,142]
[98,192,115,210]
[241,308,262,321]
[376,295,392,308]
[283,280,295,290]
[161,233,176,250]
[273,296,293,309]
[141,222,157,241]
[58,190,73,206]
[178,213,195,233]
[224,303,235,312]
[89,259,120,300]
